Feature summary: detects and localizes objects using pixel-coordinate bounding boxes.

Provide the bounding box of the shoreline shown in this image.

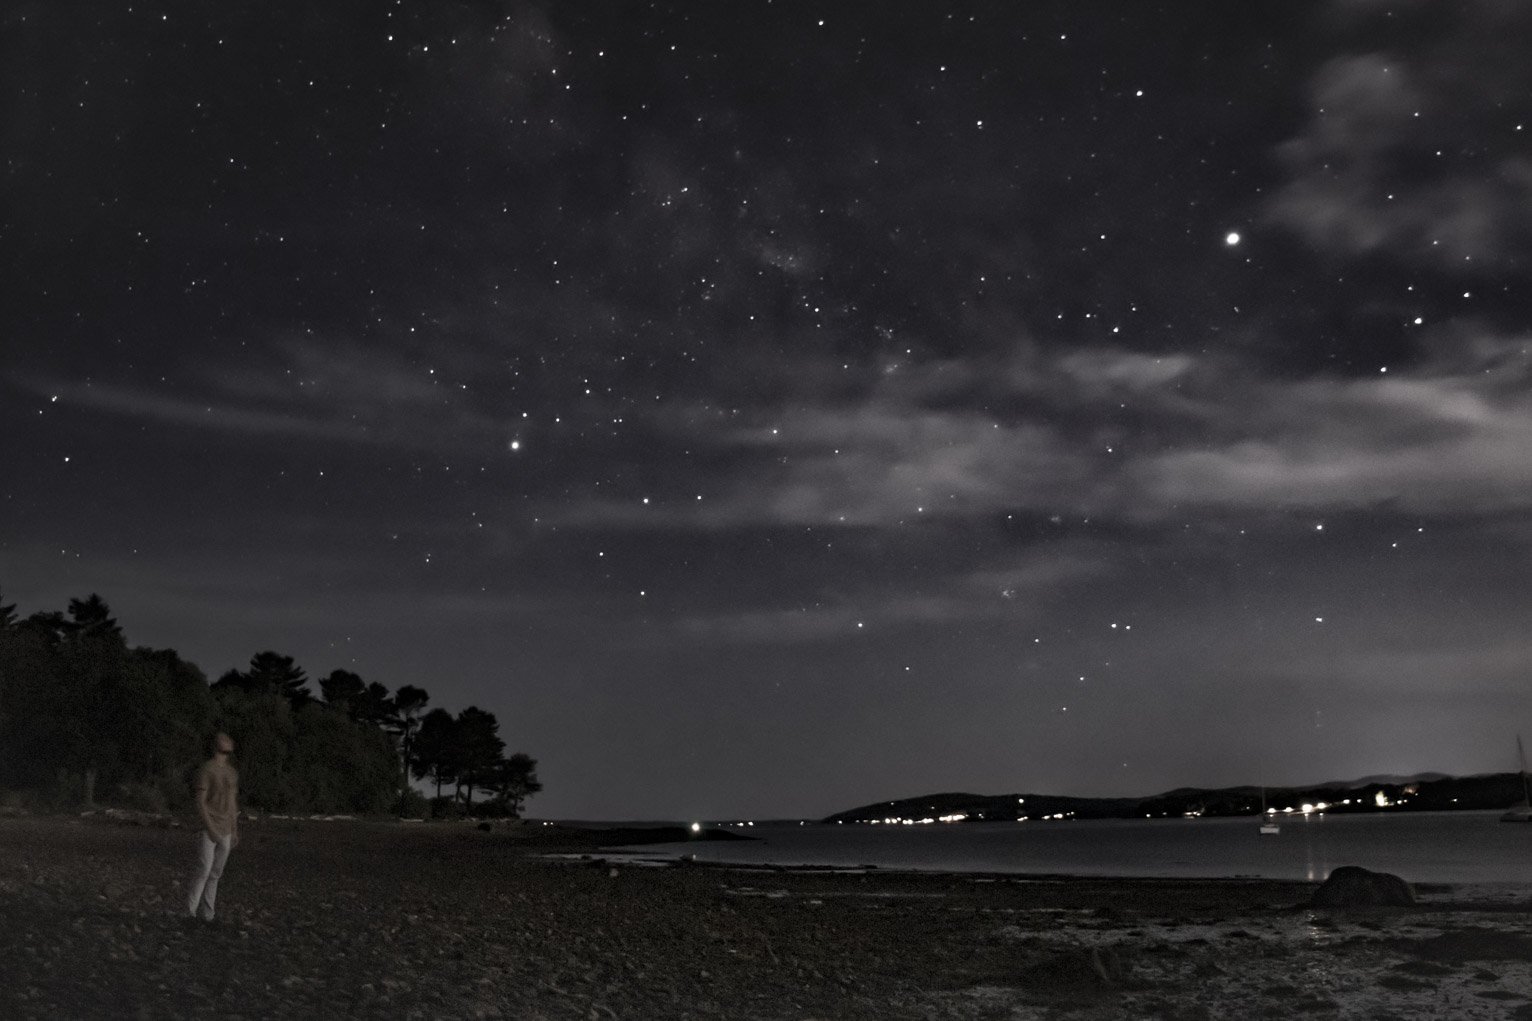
[567,851,1532,913]
[580,810,1532,888]
[4,815,1529,1019]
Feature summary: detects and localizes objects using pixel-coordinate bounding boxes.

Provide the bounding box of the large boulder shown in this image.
[1310,865,1416,907]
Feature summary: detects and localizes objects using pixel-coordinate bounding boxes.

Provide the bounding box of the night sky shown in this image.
[5,2,1531,820]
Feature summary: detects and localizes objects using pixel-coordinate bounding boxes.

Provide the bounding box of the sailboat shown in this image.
[1258,783,1280,835]
[1500,735,1532,823]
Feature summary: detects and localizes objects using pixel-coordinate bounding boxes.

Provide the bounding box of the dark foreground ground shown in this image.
[1,816,1529,1020]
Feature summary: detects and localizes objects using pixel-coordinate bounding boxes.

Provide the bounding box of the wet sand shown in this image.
[2,815,1529,1019]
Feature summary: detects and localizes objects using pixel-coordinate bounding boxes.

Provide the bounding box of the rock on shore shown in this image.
[1310,865,1417,908]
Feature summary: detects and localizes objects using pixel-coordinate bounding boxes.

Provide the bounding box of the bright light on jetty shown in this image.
[690,822,701,832]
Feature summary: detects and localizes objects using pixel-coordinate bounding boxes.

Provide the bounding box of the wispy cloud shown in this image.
[670,544,1111,645]
[20,335,516,454]
[1136,341,1532,514]
[35,379,374,443]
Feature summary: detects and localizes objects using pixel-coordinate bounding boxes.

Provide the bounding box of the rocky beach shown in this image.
[2,815,1530,1020]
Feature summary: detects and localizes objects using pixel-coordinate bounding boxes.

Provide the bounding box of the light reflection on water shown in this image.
[614,810,1529,884]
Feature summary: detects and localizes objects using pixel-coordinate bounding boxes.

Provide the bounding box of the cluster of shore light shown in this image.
[705,788,1419,830]
[1265,791,1398,814]
[1171,790,1405,820]
[855,810,1076,825]
[695,789,1412,831]
[852,796,1073,826]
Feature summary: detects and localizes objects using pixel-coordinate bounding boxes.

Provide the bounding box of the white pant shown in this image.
[187,832,232,920]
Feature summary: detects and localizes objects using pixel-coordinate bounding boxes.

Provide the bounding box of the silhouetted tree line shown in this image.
[0,591,539,818]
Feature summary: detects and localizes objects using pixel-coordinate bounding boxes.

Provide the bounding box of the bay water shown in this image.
[612,810,1530,885]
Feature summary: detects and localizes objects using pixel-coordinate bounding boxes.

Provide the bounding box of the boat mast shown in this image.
[1520,734,1530,807]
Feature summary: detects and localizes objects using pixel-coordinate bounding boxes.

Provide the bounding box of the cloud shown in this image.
[22,336,514,454]
[545,349,1157,531]
[1136,342,1532,514]
[670,544,1111,646]
[554,398,1099,530]
[38,287,1532,533]
[1330,639,1532,695]
[1056,351,1196,391]
[751,405,1085,525]
[1266,25,1532,267]
[35,379,373,444]
[548,328,1532,533]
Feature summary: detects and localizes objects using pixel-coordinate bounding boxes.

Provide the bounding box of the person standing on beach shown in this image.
[186,731,239,921]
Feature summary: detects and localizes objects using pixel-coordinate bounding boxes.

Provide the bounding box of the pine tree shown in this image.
[411,708,458,798]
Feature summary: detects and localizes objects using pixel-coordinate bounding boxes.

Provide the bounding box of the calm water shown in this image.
[614,811,1531,884]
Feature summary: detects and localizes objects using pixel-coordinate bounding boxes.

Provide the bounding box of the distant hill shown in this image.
[1317,772,1452,788]
[822,771,1527,824]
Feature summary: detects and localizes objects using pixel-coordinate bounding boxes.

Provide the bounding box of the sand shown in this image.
[1,815,1529,1019]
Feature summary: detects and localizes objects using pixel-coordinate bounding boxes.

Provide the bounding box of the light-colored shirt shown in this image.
[196,758,239,839]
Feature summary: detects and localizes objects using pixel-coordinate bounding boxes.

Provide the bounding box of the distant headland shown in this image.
[823,771,1527,825]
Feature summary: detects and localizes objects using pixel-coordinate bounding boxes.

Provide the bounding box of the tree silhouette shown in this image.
[99,647,214,791]
[0,591,541,817]
[66,594,124,646]
[216,651,311,706]
[411,707,458,798]
[21,610,69,648]
[319,669,366,708]
[484,752,542,816]
[355,681,393,727]
[318,671,391,725]
[453,706,505,807]
[389,684,430,781]
[251,651,311,705]
[27,595,133,806]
